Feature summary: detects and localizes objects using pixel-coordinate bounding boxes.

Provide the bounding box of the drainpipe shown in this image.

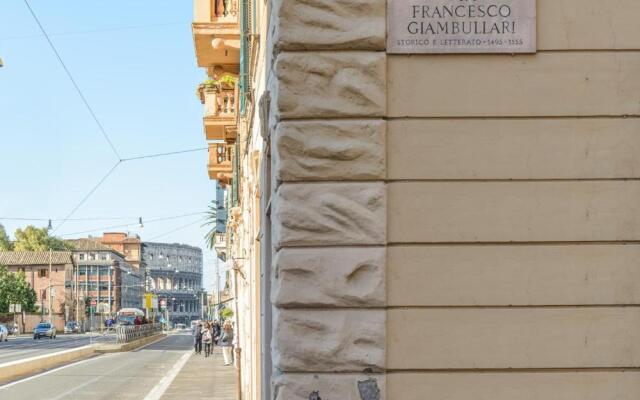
[233,262,242,400]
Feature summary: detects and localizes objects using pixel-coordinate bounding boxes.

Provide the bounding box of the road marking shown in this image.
[47,356,134,400]
[143,351,192,400]
[0,353,116,390]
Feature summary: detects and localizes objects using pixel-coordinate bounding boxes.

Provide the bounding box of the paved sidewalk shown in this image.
[161,347,237,399]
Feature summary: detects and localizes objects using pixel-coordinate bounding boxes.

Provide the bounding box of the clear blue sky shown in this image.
[0,1,222,292]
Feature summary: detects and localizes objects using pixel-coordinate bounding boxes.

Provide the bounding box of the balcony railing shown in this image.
[208,143,233,183]
[200,84,238,141]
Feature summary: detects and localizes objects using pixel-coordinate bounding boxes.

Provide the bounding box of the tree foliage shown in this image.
[0,266,37,313]
[202,201,219,250]
[220,307,234,320]
[0,224,12,251]
[13,225,74,251]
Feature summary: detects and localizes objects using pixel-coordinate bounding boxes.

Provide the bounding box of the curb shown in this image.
[0,334,167,384]
[0,345,96,384]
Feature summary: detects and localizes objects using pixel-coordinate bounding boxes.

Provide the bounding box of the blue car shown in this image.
[33,322,56,339]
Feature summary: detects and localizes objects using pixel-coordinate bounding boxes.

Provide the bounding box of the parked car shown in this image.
[7,323,18,335]
[0,325,8,342]
[64,321,80,334]
[33,322,56,339]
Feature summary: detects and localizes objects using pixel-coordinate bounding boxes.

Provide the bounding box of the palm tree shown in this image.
[202,200,219,250]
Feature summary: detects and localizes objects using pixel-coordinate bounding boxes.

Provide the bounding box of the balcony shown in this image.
[193,0,241,68]
[208,143,233,184]
[199,82,238,140]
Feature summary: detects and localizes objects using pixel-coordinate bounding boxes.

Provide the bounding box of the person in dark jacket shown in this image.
[193,322,203,354]
[212,320,221,345]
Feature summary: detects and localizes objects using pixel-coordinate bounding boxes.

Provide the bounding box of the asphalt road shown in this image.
[0,334,115,365]
[0,334,195,400]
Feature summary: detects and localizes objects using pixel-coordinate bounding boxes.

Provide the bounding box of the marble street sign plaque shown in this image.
[388,0,537,53]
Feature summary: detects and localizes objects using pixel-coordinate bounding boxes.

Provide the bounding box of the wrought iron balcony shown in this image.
[208,143,233,184]
[192,0,241,68]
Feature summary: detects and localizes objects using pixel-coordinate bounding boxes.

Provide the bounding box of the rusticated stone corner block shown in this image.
[274,52,386,119]
[274,120,386,181]
[271,0,385,51]
[272,309,386,372]
[273,373,386,400]
[273,182,386,248]
[272,247,386,307]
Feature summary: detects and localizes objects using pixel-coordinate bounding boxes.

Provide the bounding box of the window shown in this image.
[79,253,85,261]
[89,253,96,261]
[100,253,108,261]
[38,269,47,278]
[41,289,47,299]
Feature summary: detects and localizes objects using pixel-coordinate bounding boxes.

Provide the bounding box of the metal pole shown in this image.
[233,263,242,400]
[108,266,112,317]
[75,264,79,325]
[48,248,52,323]
[216,257,221,320]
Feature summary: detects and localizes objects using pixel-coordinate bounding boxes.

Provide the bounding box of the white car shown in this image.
[0,325,8,342]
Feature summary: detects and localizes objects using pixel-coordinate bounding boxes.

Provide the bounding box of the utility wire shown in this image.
[59,212,206,237]
[0,217,136,222]
[0,22,188,41]
[53,161,121,233]
[23,0,122,161]
[148,218,206,241]
[121,147,207,162]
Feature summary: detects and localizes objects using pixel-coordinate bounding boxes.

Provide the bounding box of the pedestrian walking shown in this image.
[193,322,203,354]
[220,320,234,366]
[213,320,221,345]
[203,323,213,357]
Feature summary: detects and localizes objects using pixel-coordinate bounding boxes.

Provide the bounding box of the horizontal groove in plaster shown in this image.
[386,367,640,374]
[275,49,640,55]
[387,305,640,310]
[276,178,640,184]
[387,241,640,246]
[275,115,640,123]
[386,115,640,121]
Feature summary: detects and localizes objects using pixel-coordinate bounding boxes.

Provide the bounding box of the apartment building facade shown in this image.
[193,0,269,397]
[0,251,75,331]
[199,0,640,398]
[69,238,144,316]
[262,0,640,399]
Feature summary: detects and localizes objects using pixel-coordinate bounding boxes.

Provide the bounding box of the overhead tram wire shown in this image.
[49,147,208,234]
[52,161,121,234]
[23,0,122,162]
[147,218,206,241]
[120,147,208,162]
[22,1,210,236]
[0,22,189,41]
[58,212,206,237]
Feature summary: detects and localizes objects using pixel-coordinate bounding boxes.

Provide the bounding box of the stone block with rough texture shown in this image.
[273,182,386,248]
[271,0,385,51]
[273,373,386,400]
[272,247,386,307]
[272,309,386,372]
[274,120,386,182]
[274,52,386,119]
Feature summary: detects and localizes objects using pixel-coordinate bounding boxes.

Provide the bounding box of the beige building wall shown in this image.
[267,0,640,398]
